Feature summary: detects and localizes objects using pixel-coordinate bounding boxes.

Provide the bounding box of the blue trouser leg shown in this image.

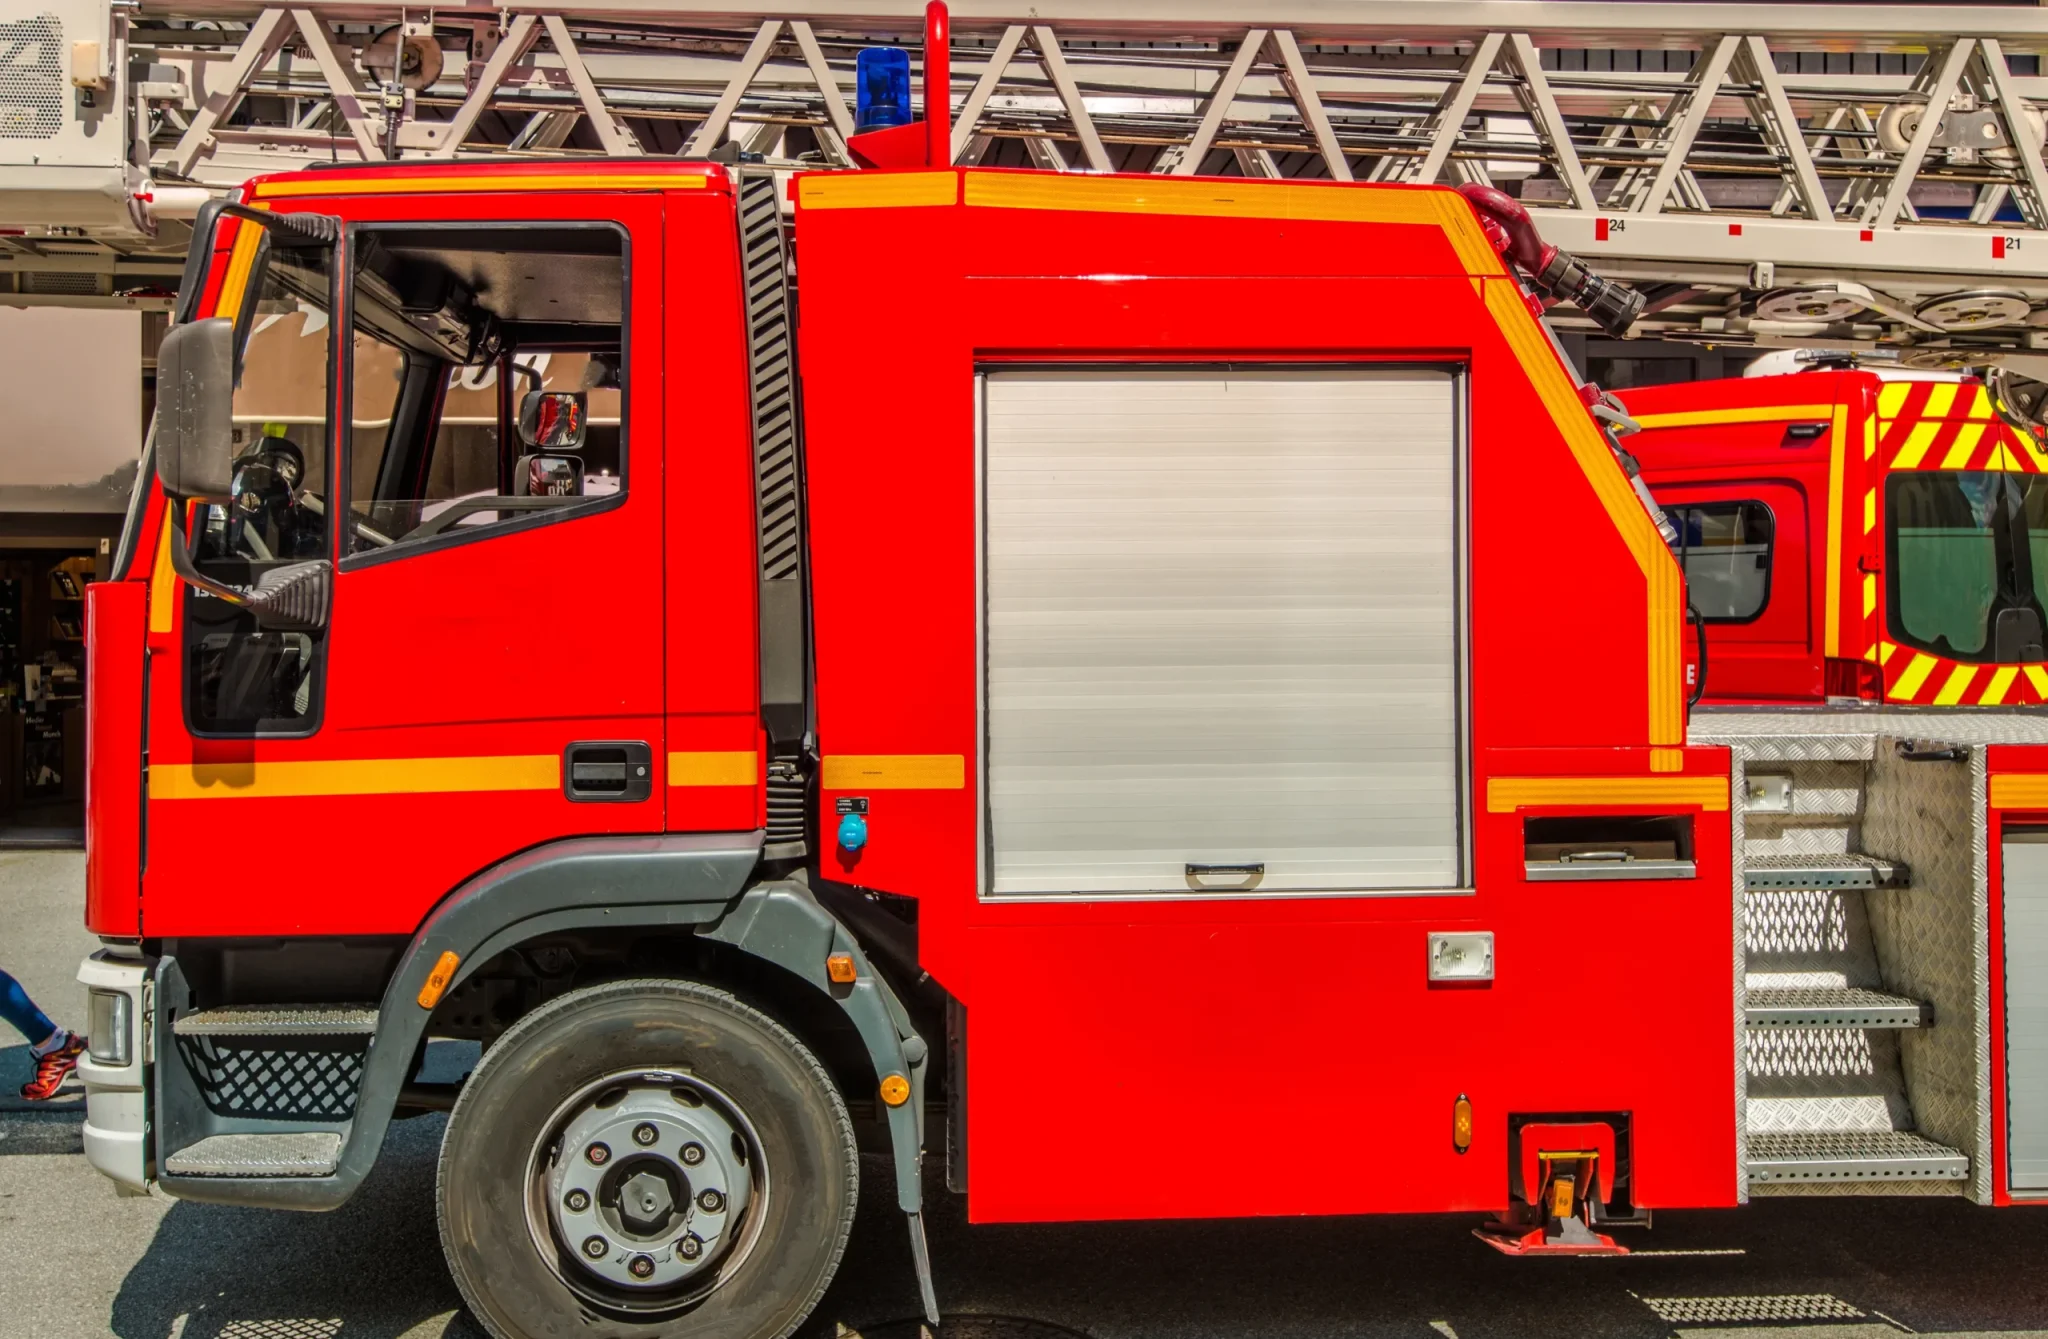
[0,968,56,1045]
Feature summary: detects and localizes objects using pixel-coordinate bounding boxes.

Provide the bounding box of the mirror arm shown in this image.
[167,504,254,608]
[165,503,332,630]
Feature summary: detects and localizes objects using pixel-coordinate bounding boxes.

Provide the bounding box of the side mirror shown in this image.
[518,390,587,450]
[156,317,236,500]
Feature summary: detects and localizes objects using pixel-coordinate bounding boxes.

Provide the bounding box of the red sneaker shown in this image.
[20,1033,84,1101]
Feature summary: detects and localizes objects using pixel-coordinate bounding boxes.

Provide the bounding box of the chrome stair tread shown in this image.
[1744,853,1910,891]
[162,1132,342,1178]
[173,1005,379,1037]
[1746,1130,1967,1182]
[1745,986,1932,1028]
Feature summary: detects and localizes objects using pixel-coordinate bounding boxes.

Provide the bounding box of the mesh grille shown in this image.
[0,13,65,141]
[177,1034,367,1120]
[738,169,802,585]
[23,271,103,295]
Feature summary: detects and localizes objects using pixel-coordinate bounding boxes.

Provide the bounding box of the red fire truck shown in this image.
[1622,357,2048,707]
[68,16,2048,1339]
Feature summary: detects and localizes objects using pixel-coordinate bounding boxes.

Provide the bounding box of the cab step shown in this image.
[161,1132,342,1178]
[1744,986,1932,1029]
[1744,853,1910,892]
[172,1005,379,1037]
[1746,1130,1967,1184]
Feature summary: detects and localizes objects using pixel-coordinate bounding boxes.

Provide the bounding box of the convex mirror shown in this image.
[518,390,588,449]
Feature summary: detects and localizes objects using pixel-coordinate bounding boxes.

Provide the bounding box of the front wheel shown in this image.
[437,978,859,1339]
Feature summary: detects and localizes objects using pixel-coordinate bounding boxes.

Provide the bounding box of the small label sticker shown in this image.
[835,796,869,815]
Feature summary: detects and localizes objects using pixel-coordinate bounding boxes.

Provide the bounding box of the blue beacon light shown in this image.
[854,47,914,134]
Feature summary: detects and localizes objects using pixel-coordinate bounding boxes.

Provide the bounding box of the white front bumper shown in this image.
[75,951,150,1195]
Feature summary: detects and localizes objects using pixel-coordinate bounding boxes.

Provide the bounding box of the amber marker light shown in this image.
[879,1074,912,1106]
[1452,1094,1473,1153]
[826,952,858,984]
[417,950,461,1009]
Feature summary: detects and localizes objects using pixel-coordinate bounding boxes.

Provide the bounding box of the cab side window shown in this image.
[344,226,627,557]
[1671,501,1773,623]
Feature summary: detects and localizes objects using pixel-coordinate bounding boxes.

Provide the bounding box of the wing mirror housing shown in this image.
[155,317,236,501]
[518,390,587,450]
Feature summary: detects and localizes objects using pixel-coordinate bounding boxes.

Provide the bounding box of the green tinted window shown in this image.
[1887,471,2002,658]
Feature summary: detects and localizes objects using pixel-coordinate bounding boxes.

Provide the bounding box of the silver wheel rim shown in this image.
[523,1068,771,1316]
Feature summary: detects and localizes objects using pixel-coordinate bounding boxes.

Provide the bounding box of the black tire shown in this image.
[437,978,858,1339]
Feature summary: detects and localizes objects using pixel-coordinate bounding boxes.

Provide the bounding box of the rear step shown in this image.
[1745,986,1932,1029]
[162,1132,342,1178]
[173,1005,378,1036]
[1745,853,1910,891]
[1747,1130,1967,1184]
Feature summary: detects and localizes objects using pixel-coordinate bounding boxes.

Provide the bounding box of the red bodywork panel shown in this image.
[88,161,1734,1226]
[84,580,145,935]
[794,170,1732,1222]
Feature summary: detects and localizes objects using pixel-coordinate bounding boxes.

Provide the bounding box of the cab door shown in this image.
[142,192,667,937]
[1661,481,1815,701]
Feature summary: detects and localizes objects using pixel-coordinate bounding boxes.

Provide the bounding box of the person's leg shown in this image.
[0,967,56,1047]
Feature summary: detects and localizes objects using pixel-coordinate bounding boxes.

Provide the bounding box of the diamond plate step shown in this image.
[162,1132,342,1178]
[1746,1130,1968,1183]
[1745,986,1932,1028]
[172,1005,379,1037]
[1744,853,1910,891]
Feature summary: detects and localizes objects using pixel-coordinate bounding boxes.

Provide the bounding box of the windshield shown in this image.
[1888,470,2048,663]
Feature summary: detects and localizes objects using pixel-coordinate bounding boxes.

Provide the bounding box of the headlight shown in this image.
[86,990,129,1067]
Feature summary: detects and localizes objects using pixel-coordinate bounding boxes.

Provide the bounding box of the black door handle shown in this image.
[565,741,653,802]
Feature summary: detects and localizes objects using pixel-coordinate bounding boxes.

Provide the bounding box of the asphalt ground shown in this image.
[6,850,2048,1339]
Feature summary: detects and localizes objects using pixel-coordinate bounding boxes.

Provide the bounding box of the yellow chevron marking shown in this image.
[1925,383,1959,419]
[1895,419,1944,469]
[150,755,559,800]
[1966,386,1994,418]
[1983,666,2019,705]
[1878,383,1913,417]
[1486,775,1727,813]
[1941,421,1988,469]
[1879,640,1900,666]
[667,751,758,786]
[1892,653,1939,700]
[1864,487,1876,535]
[821,754,966,789]
[1933,664,1978,705]
[1992,774,2048,809]
[1864,412,1877,461]
[2028,665,2048,697]
[1863,572,1877,618]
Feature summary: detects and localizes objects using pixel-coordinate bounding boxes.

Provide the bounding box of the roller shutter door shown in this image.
[982,366,1462,897]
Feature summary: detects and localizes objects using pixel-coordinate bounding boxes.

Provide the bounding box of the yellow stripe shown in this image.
[1932,664,1978,706]
[1864,412,1876,461]
[216,217,265,322]
[667,751,757,787]
[256,173,705,199]
[148,516,176,634]
[1824,405,1846,657]
[1863,487,1876,535]
[1484,280,1683,745]
[1966,386,1994,418]
[1879,640,1900,666]
[1983,665,2019,705]
[1924,382,1959,419]
[1992,774,2048,809]
[1940,420,1988,469]
[1892,653,1938,700]
[150,754,559,800]
[1486,775,1728,813]
[2028,665,2048,698]
[800,171,957,210]
[1629,404,1835,430]
[1863,571,1877,618]
[1649,747,1684,773]
[1879,383,1913,417]
[1895,419,1943,469]
[821,754,966,789]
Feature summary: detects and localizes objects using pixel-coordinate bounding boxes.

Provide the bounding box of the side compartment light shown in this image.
[417,950,461,1009]
[1452,1094,1473,1154]
[86,990,130,1067]
[826,953,858,984]
[854,47,913,133]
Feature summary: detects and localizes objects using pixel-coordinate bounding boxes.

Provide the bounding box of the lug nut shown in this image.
[697,1189,725,1212]
[564,1188,590,1212]
[628,1254,656,1280]
[582,1235,609,1260]
[677,1235,703,1260]
[680,1142,705,1165]
[633,1122,659,1146]
[586,1142,611,1166]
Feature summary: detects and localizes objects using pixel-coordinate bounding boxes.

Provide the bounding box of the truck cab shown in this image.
[1623,361,2048,706]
